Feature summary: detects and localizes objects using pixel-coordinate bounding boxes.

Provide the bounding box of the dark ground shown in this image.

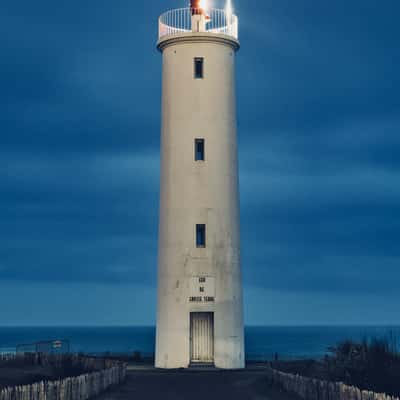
[97,369,299,400]
[0,361,89,389]
[0,365,58,388]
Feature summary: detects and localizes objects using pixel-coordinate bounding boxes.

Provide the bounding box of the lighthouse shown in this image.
[155,0,244,369]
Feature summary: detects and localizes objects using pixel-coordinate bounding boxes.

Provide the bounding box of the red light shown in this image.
[190,0,204,15]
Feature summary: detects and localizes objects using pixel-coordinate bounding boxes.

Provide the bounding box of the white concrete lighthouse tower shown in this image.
[156,0,244,369]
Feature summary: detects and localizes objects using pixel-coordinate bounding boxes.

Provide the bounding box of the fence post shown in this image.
[0,355,126,400]
[266,367,398,400]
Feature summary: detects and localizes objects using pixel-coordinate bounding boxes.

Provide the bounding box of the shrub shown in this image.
[325,335,400,396]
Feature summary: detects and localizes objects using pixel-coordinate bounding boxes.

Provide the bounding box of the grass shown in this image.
[273,334,400,397]
[0,355,94,389]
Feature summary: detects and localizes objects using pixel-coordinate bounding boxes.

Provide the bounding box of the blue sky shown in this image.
[1,0,399,326]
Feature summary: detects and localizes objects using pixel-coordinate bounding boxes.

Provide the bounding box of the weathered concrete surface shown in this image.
[96,370,299,400]
[156,28,244,370]
[156,3,244,370]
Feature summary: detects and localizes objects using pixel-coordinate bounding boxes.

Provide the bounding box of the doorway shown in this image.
[190,312,214,363]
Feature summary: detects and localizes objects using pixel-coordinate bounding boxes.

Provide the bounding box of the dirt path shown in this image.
[97,369,299,400]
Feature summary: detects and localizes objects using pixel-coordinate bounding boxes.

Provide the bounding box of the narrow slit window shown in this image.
[196,224,206,248]
[194,57,204,79]
[195,139,205,161]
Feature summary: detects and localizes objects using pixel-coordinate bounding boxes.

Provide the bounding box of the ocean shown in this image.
[1,326,399,360]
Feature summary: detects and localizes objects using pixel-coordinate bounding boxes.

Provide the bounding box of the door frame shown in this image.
[189,311,214,364]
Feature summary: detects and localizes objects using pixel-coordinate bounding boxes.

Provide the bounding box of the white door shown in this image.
[190,312,214,363]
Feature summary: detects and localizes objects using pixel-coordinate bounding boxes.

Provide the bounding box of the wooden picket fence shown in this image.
[0,355,127,400]
[0,353,115,368]
[266,366,399,400]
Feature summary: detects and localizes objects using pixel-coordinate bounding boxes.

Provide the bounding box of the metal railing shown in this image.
[158,8,239,41]
[16,339,70,354]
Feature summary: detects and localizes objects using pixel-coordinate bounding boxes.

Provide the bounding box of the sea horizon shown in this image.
[2,324,400,328]
[2,325,400,361]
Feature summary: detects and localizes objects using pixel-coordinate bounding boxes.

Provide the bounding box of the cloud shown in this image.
[238,115,400,294]
[0,152,159,285]
[0,0,399,324]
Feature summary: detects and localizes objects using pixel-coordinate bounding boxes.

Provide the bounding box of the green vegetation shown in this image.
[0,355,95,389]
[274,335,400,397]
[325,335,400,395]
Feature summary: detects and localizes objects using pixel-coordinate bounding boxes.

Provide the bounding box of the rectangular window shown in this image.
[194,57,204,79]
[195,139,205,161]
[196,224,206,248]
